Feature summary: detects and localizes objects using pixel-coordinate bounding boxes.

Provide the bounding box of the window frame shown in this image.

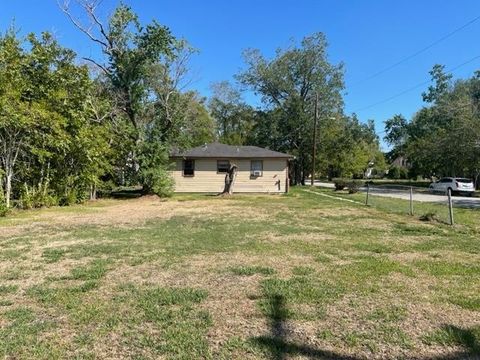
[250,160,263,178]
[216,160,230,174]
[182,159,195,177]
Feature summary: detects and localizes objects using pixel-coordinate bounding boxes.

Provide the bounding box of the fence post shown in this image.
[447,188,454,225]
[365,183,370,206]
[409,186,414,216]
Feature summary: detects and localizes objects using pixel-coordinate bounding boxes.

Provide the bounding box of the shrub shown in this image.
[347,180,361,194]
[19,187,34,210]
[60,190,77,206]
[333,178,347,191]
[419,212,439,222]
[96,180,116,199]
[151,167,174,198]
[0,191,8,217]
[333,178,363,193]
[20,185,59,209]
[387,165,409,180]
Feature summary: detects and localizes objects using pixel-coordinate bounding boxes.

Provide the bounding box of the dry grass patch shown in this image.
[1,188,480,359]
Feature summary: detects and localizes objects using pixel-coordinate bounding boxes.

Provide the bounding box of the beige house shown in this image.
[170,143,293,193]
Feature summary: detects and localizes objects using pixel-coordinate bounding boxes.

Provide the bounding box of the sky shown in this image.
[2,0,480,149]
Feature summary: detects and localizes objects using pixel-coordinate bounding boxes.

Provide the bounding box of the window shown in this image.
[217,160,230,173]
[183,159,195,176]
[250,160,263,177]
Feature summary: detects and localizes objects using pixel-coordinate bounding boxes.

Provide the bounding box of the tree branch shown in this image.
[82,57,110,75]
[58,0,110,49]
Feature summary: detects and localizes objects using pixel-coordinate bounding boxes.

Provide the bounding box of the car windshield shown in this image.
[456,178,472,183]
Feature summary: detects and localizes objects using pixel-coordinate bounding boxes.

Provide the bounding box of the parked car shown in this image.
[429,177,475,196]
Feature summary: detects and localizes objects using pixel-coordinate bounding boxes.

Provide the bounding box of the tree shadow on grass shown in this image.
[251,295,479,360]
[422,324,480,359]
[251,294,359,360]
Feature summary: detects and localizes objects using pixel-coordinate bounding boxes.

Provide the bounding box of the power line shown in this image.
[351,14,480,86]
[352,54,480,113]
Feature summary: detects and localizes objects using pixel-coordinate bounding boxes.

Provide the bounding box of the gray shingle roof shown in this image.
[170,143,293,159]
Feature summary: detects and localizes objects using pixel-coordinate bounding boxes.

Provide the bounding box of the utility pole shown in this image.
[311,93,318,186]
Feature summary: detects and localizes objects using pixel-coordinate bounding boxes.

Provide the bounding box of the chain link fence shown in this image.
[363,184,462,224]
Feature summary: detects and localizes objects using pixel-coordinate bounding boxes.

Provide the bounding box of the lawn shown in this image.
[1,188,480,359]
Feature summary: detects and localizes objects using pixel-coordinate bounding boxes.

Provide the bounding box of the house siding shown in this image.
[171,158,288,193]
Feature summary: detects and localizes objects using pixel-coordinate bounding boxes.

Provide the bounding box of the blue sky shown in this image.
[2,1,480,148]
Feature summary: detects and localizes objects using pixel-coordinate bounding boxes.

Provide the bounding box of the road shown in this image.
[311,181,480,209]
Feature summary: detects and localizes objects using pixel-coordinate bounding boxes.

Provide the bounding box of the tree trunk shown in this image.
[90,183,97,201]
[220,164,238,195]
[5,172,12,208]
[292,162,301,185]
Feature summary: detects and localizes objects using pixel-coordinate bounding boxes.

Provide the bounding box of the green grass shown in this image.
[1,187,480,358]
[0,285,18,295]
[42,248,66,264]
[228,265,276,276]
[0,307,57,358]
[423,325,480,354]
[309,186,480,228]
[70,259,111,281]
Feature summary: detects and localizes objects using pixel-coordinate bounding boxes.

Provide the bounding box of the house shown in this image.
[170,143,293,193]
[391,155,409,169]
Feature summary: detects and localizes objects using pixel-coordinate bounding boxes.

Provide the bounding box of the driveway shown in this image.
[312,181,480,209]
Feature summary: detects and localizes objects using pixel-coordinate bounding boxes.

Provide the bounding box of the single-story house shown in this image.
[391,155,409,168]
[170,143,293,193]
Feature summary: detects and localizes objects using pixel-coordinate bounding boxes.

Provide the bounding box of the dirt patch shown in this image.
[0,197,274,240]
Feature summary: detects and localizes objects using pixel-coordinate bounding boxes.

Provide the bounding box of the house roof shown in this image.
[170,143,294,159]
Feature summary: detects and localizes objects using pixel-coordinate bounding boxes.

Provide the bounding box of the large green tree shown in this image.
[61,1,175,191]
[61,1,174,133]
[385,66,480,186]
[236,33,345,184]
[208,81,255,145]
[0,29,110,208]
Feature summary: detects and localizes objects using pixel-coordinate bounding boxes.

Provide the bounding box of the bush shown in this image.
[347,180,361,194]
[0,191,8,217]
[387,165,409,180]
[20,185,58,209]
[333,178,363,193]
[419,212,440,222]
[96,180,116,199]
[151,167,174,198]
[60,189,78,206]
[333,178,347,191]
[140,164,174,198]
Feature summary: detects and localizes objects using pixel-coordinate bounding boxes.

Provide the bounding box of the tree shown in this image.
[60,1,174,133]
[146,40,199,140]
[208,81,255,145]
[317,115,384,179]
[384,114,408,149]
[422,64,452,103]
[60,1,176,194]
[386,65,480,186]
[0,28,110,207]
[236,33,344,184]
[145,41,215,148]
[0,30,33,207]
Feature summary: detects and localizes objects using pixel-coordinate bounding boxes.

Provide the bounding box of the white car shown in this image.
[429,177,475,196]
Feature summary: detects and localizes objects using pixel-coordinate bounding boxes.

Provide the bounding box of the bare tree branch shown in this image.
[57,0,110,49]
[81,57,110,75]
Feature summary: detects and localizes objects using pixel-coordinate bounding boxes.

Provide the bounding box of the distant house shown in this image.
[391,155,409,168]
[170,143,293,193]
